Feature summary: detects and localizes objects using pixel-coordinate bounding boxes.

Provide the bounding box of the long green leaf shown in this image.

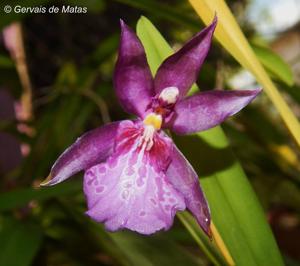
[109,231,203,266]
[251,44,294,86]
[0,217,43,266]
[70,204,204,266]
[0,180,81,211]
[137,16,283,266]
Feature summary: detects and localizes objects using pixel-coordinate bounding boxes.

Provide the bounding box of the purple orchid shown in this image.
[41,17,260,236]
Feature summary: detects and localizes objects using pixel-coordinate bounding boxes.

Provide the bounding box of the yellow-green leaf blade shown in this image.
[188,0,300,147]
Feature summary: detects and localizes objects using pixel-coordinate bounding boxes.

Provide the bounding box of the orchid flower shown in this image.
[41,17,260,236]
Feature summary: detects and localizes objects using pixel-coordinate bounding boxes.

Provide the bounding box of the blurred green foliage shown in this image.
[0,0,299,265]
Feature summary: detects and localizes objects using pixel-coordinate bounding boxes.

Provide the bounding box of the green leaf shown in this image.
[84,211,204,266]
[177,212,226,266]
[109,231,203,266]
[114,0,201,30]
[89,34,119,64]
[0,180,81,211]
[0,55,14,68]
[0,217,43,266]
[137,16,283,266]
[252,44,294,86]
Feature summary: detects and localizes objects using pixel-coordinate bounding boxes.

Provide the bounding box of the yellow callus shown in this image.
[143,113,162,130]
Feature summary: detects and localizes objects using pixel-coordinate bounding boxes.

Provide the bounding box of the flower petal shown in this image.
[170,89,261,134]
[84,120,185,234]
[166,144,211,236]
[41,122,120,186]
[114,20,154,118]
[154,16,217,98]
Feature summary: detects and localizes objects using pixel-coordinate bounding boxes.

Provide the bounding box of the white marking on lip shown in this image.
[139,124,155,151]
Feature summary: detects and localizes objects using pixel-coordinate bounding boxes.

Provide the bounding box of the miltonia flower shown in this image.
[41,17,260,236]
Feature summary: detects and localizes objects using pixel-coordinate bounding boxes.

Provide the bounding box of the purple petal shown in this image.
[166,144,211,236]
[41,121,121,186]
[154,16,217,98]
[170,89,261,135]
[84,120,185,234]
[114,20,154,118]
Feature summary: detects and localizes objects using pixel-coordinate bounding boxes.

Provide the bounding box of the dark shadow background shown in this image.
[0,0,300,265]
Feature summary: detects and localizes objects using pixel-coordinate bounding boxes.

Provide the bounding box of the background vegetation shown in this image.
[0,0,299,265]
